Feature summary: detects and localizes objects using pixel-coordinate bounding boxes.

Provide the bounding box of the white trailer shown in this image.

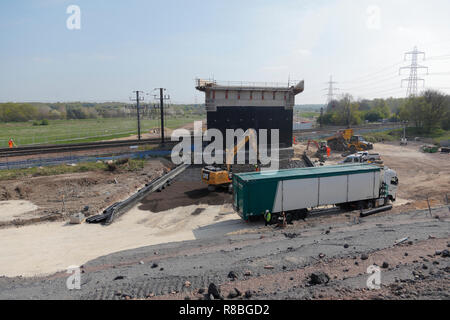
[233,164,398,221]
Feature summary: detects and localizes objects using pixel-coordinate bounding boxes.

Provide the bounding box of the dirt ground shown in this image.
[1,205,447,300]
[296,140,450,211]
[139,181,232,213]
[374,142,450,208]
[0,139,449,300]
[0,166,239,277]
[0,158,173,227]
[0,203,242,277]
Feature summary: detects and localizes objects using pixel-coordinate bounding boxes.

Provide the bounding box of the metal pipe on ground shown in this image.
[360,204,393,217]
[302,152,315,168]
[86,163,190,225]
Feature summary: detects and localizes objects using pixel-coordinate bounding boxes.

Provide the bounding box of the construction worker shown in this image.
[255,164,260,172]
[264,210,272,226]
[8,138,15,148]
[326,146,331,158]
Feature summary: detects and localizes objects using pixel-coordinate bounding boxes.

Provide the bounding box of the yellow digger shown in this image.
[326,129,373,153]
[201,129,259,193]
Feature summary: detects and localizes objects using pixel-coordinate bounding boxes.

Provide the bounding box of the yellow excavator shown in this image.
[326,129,373,153]
[201,129,259,193]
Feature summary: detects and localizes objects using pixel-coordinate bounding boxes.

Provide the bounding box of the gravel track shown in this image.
[0,205,448,300]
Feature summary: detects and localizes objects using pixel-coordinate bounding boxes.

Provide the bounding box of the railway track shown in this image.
[0,123,401,158]
[0,138,174,158]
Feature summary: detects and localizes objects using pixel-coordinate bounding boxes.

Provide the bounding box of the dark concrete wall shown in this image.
[207,106,293,148]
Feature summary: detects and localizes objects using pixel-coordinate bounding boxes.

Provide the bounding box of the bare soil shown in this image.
[0,139,449,300]
[0,158,173,227]
[139,181,232,213]
[298,140,450,211]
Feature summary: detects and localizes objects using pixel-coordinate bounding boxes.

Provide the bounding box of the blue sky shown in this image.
[1,0,450,104]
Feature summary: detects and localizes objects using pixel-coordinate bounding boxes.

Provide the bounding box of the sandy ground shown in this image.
[1,205,447,300]
[0,158,172,227]
[0,200,38,223]
[0,203,246,277]
[373,142,450,204]
[297,141,450,209]
[0,141,448,279]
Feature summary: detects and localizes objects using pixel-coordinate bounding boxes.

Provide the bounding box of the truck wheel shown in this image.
[357,201,366,210]
[366,200,374,210]
[227,184,233,194]
[349,145,357,154]
[270,214,278,225]
[298,209,308,220]
[286,213,293,224]
[207,185,216,192]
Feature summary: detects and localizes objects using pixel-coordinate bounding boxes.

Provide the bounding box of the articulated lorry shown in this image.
[232,164,398,222]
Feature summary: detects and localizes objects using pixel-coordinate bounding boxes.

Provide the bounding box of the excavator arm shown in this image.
[225,129,258,172]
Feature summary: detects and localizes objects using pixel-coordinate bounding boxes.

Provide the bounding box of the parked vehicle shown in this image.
[340,152,382,164]
[232,164,398,222]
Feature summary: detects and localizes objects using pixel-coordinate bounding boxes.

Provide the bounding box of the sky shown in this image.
[0,0,450,104]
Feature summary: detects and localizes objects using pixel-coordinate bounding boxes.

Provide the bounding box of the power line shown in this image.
[359,87,404,96]
[399,46,428,97]
[341,74,401,91]
[324,75,339,104]
[153,88,170,144]
[427,54,450,61]
[425,86,450,90]
[427,71,450,76]
[340,60,404,84]
[130,91,145,141]
[349,83,402,96]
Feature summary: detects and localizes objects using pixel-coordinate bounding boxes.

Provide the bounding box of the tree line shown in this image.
[318,90,450,133]
[0,102,205,123]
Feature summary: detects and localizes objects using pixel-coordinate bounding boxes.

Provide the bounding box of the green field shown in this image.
[297,111,320,119]
[0,117,204,147]
[364,128,450,145]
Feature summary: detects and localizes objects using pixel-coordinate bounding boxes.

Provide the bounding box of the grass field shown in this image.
[297,111,320,119]
[365,127,450,145]
[0,117,204,148]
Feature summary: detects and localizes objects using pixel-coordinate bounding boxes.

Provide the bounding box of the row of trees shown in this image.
[319,94,392,126]
[398,91,450,132]
[0,102,205,123]
[318,90,449,133]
